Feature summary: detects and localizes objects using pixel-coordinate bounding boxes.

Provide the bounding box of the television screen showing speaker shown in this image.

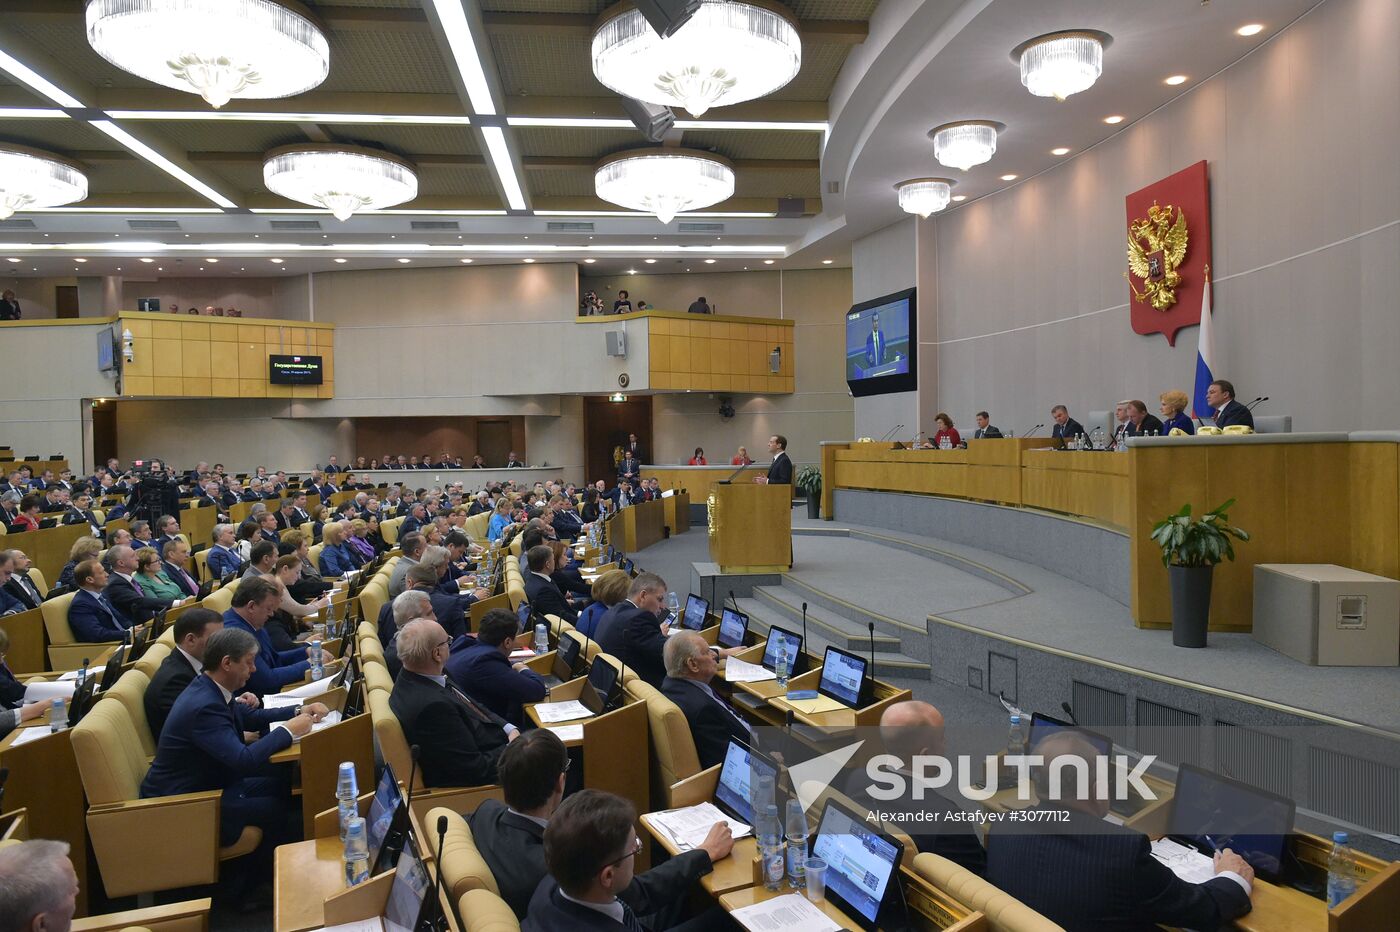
[845,287,916,398]
[136,297,161,312]
[269,354,324,385]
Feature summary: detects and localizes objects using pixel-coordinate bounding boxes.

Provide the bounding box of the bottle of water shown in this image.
[1327,831,1358,908]
[75,658,90,689]
[753,773,776,815]
[1006,713,1025,756]
[50,697,68,733]
[336,760,359,842]
[774,634,790,687]
[309,639,323,680]
[343,815,370,887]
[756,804,784,891]
[534,622,548,654]
[784,798,808,889]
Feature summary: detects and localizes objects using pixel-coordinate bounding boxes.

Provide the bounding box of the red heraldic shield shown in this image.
[1125,160,1212,345]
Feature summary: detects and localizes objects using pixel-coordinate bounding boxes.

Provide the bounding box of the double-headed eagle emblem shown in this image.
[1126,201,1189,311]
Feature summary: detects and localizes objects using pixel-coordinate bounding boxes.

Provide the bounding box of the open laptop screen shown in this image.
[1168,764,1295,880]
[810,799,902,930]
[682,594,709,631]
[384,836,431,932]
[367,764,403,872]
[714,739,778,826]
[817,646,867,707]
[717,608,748,649]
[761,624,802,672]
[1028,712,1112,758]
[585,656,618,707]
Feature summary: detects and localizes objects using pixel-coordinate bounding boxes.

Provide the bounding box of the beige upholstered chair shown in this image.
[427,808,501,904]
[41,592,118,669]
[457,889,521,932]
[624,678,701,809]
[910,852,1065,932]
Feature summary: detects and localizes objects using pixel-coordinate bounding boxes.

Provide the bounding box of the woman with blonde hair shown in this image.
[59,536,103,588]
[1159,390,1195,435]
[319,520,356,576]
[575,568,631,639]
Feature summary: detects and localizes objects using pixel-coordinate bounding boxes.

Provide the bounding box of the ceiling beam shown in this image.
[481,12,867,45]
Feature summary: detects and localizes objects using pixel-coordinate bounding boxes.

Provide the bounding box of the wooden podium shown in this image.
[708,482,791,573]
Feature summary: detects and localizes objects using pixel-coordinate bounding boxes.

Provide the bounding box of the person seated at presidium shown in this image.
[524,788,732,932]
[731,446,752,466]
[390,618,518,788]
[1160,390,1196,435]
[972,411,1003,440]
[140,627,328,848]
[446,607,547,726]
[1125,399,1166,437]
[986,731,1254,931]
[688,447,707,465]
[1207,378,1254,430]
[927,412,961,448]
[1050,404,1086,441]
[595,571,670,687]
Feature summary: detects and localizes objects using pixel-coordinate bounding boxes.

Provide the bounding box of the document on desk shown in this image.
[647,802,752,852]
[316,920,385,932]
[6,725,54,749]
[546,723,584,742]
[729,893,841,932]
[724,657,776,683]
[279,673,339,699]
[1151,837,1217,884]
[263,693,303,710]
[533,700,595,723]
[780,695,847,715]
[58,665,104,682]
[22,680,76,703]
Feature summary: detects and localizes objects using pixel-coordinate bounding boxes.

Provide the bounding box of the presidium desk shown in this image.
[823,433,1400,632]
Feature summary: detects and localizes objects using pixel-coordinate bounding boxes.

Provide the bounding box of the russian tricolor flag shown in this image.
[1192,272,1216,420]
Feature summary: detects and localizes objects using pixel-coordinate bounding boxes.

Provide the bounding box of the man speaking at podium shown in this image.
[866,313,886,367]
[754,435,792,485]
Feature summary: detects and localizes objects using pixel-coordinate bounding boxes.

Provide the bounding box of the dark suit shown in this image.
[972,426,1003,439]
[428,586,475,640]
[766,451,792,485]
[273,510,299,532]
[104,573,168,626]
[206,545,242,579]
[445,641,546,725]
[1213,399,1255,430]
[0,658,24,707]
[144,647,200,738]
[476,799,712,923]
[595,600,667,687]
[162,560,200,598]
[522,847,713,932]
[222,611,311,697]
[985,809,1252,932]
[525,572,577,623]
[1052,418,1087,441]
[4,571,44,610]
[660,676,749,770]
[388,669,509,788]
[552,508,584,541]
[865,328,886,366]
[139,674,297,845]
[1127,414,1165,437]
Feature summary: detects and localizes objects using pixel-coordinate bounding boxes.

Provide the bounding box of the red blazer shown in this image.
[730,455,752,466]
[932,428,962,448]
[688,457,707,465]
[11,513,38,532]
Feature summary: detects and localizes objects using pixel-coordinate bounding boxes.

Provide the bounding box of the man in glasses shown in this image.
[524,788,734,931]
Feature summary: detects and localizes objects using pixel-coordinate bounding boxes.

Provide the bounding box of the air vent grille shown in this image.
[1134,699,1201,767]
[826,180,840,194]
[678,222,723,234]
[269,220,323,231]
[1071,680,1128,743]
[410,221,459,231]
[1308,746,1400,835]
[546,221,594,233]
[127,219,180,231]
[0,219,37,230]
[1214,721,1291,797]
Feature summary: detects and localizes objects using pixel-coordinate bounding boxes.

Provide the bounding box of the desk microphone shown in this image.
[405,744,421,811]
[801,602,809,673]
[1061,701,1079,725]
[1024,423,1045,438]
[867,622,877,685]
[1246,395,1270,411]
[727,589,740,614]
[718,459,751,485]
[427,814,449,931]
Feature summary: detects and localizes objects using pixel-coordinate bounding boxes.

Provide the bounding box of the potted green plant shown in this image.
[795,465,822,519]
[1150,498,1250,647]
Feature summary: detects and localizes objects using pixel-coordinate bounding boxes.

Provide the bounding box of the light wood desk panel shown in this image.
[709,483,791,573]
[644,465,766,502]
[1020,449,1129,530]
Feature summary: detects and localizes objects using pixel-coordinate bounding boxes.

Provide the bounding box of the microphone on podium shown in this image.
[1245,396,1270,411]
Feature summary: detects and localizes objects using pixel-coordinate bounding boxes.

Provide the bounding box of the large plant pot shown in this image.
[1168,564,1214,647]
[805,495,821,519]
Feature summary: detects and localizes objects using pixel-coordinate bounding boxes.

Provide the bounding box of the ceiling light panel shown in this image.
[429,0,497,116]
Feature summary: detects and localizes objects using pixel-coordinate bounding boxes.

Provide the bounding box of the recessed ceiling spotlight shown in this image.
[1237,24,1265,37]
[951,194,967,202]
[270,258,283,263]
[157,267,163,271]
[397,258,411,263]
[1103,115,1124,124]
[581,258,594,264]
[139,257,155,263]
[644,258,657,264]
[1165,75,1188,86]
[334,258,347,263]
[206,258,218,263]
[74,257,87,263]
[7,258,19,263]
[523,258,535,263]
[198,267,204,271]
[1051,147,1071,156]
[461,258,474,264]
[1000,174,1018,181]
[763,259,775,265]
[627,268,637,274]
[704,258,716,264]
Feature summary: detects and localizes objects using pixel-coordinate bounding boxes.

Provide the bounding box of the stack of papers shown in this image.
[279,674,338,698]
[58,666,105,682]
[646,802,752,852]
[263,694,304,710]
[22,680,76,703]
[508,648,538,660]
[1150,837,1217,884]
[533,700,595,724]
[724,658,776,683]
[546,723,584,742]
[295,710,343,740]
[730,894,839,932]
[7,726,53,748]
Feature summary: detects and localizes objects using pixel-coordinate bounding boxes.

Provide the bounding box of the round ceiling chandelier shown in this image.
[263,145,418,221]
[595,148,735,223]
[592,0,802,118]
[929,121,1001,172]
[895,178,955,219]
[85,0,330,109]
[1014,30,1109,101]
[0,145,88,220]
